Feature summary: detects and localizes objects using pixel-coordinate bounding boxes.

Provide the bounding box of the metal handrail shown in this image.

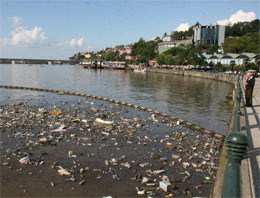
[222,77,248,197]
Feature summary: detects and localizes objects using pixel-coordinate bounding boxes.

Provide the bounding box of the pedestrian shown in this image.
[245,72,255,107]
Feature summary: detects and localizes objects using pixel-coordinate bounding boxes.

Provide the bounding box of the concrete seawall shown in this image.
[149,69,237,85]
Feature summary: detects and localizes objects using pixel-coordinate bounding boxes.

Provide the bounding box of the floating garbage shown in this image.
[0,99,223,197]
[72,118,80,123]
[151,170,166,175]
[78,180,86,185]
[57,166,70,176]
[19,156,30,165]
[136,186,145,195]
[50,125,66,133]
[160,157,168,162]
[183,162,190,167]
[16,131,23,136]
[39,137,47,143]
[171,154,180,160]
[65,177,77,182]
[139,163,152,168]
[141,177,149,184]
[120,162,131,169]
[159,181,172,192]
[205,176,211,180]
[95,118,114,125]
[50,181,55,187]
[68,150,73,158]
[49,110,63,115]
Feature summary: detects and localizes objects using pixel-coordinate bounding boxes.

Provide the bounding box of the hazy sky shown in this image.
[0,0,259,59]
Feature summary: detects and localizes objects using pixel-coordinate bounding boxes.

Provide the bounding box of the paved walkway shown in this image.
[241,77,260,198]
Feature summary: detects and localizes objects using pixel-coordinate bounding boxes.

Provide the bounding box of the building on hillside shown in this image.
[158,42,176,54]
[237,53,257,65]
[124,47,132,54]
[193,25,225,46]
[79,52,92,59]
[119,47,132,55]
[84,53,91,59]
[203,52,257,66]
[202,54,213,62]
[148,59,158,67]
[158,38,192,54]
[162,35,172,42]
[125,55,139,61]
[105,48,113,54]
[221,53,240,65]
[176,38,193,46]
[207,54,223,65]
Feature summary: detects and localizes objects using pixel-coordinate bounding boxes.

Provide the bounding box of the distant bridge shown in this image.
[0,58,77,65]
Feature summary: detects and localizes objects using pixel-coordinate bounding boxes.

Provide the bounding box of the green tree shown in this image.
[157,44,206,66]
[221,66,227,72]
[115,45,124,49]
[230,60,235,72]
[223,32,260,54]
[225,19,260,38]
[208,45,219,54]
[214,62,223,71]
[119,53,126,61]
[156,54,165,65]
[165,54,174,65]
[131,38,157,63]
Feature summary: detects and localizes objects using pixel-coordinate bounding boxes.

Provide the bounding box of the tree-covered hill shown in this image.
[223,32,260,54]
[225,19,260,37]
[70,19,259,63]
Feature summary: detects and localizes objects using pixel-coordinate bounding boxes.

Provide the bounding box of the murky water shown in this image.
[0,64,233,134]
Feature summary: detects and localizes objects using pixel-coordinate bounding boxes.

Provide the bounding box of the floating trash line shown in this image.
[0,85,225,140]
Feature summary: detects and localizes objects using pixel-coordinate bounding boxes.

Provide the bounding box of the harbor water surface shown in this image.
[0,64,234,197]
[0,64,233,135]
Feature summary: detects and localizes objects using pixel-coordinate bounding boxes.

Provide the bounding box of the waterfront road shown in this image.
[241,76,260,198]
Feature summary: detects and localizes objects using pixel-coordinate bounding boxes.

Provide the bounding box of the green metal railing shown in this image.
[222,78,248,197]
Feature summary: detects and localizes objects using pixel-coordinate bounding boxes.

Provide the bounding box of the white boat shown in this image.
[134,68,147,73]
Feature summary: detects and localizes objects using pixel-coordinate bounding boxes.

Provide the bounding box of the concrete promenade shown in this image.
[241,77,260,198]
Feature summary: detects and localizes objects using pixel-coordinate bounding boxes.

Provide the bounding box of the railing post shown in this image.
[222,78,248,198]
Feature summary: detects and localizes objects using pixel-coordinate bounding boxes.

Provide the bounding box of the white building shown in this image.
[203,53,257,66]
[162,35,172,42]
[158,38,192,54]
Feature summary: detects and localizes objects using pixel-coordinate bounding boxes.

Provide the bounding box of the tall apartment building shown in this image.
[193,25,225,46]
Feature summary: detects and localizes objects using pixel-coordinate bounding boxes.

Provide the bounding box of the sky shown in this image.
[0,0,259,60]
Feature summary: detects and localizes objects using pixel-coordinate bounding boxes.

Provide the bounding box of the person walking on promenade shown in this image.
[245,72,255,107]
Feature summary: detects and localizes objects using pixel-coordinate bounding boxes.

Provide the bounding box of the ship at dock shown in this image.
[80,61,103,69]
[102,61,126,70]
[80,61,126,70]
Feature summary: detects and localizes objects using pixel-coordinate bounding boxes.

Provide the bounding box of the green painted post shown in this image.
[233,79,242,132]
[222,132,248,197]
[222,78,248,198]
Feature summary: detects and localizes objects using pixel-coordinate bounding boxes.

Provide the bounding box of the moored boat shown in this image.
[134,68,147,73]
[83,64,97,69]
[102,61,126,70]
[81,61,103,69]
